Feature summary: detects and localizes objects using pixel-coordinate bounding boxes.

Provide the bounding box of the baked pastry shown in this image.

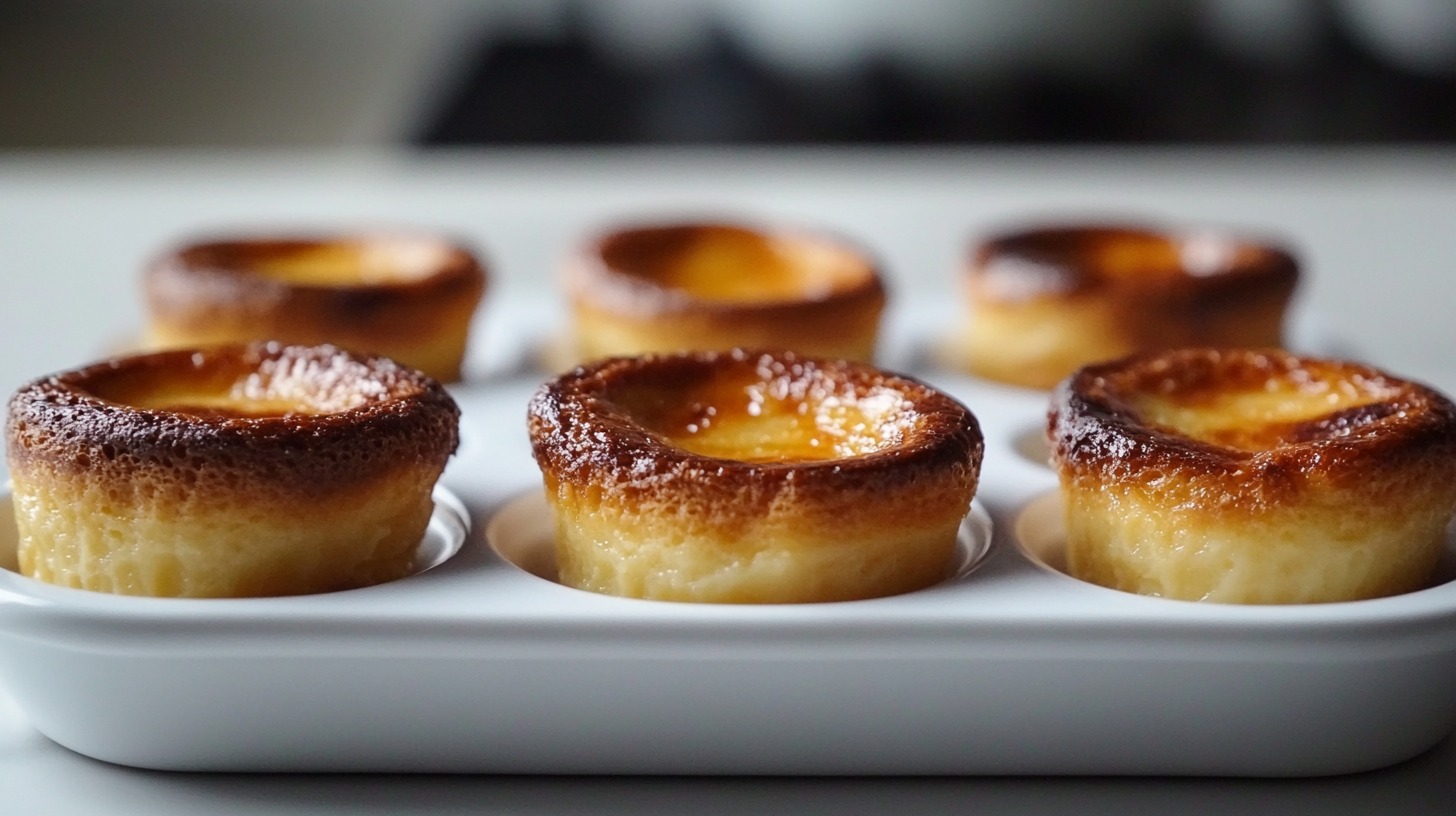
[527,349,983,603]
[143,234,487,382]
[561,222,886,365]
[5,342,460,597]
[957,223,1298,389]
[1048,347,1456,604]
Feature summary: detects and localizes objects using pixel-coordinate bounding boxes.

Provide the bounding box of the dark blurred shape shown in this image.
[0,0,459,148]
[421,3,1456,146]
[4,0,1456,149]
[424,31,638,144]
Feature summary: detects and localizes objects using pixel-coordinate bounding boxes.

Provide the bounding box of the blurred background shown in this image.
[3,0,1456,149]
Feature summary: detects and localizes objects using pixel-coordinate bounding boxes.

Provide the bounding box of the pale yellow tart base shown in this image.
[12,469,436,598]
[958,295,1288,391]
[957,299,1134,391]
[570,300,881,366]
[545,477,962,604]
[1061,486,1449,604]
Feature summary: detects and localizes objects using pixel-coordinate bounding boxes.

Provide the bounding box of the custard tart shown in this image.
[958,224,1298,389]
[5,342,460,597]
[143,234,487,382]
[562,222,886,366]
[527,349,983,603]
[1048,347,1456,603]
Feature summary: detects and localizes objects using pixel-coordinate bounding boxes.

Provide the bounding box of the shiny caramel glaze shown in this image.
[7,342,460,494]
[971,224,1297,302]
[143,234,487,382]
[530,349,981,502]
[561,223,887,364]
[1048,348,1456,508]
[958,223,1298,390]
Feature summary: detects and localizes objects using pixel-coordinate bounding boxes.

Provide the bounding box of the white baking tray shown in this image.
[1,303,1455,777]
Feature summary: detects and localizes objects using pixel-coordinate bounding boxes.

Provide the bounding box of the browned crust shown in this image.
[1048,348,1456,511]
[563,222,888,320]
[968,223,1298,304]
[528,349,983,508]
[6,343,460,498]
[144,234,487,346]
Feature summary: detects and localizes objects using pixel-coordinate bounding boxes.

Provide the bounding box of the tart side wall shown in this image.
[960,276,1293,391]
[8,462,437,597]
[568,287,885,365]
[540,466,974,603]
[1057,475,1450,603]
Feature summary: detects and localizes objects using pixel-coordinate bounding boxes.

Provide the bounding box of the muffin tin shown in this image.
[1,296,1455,777]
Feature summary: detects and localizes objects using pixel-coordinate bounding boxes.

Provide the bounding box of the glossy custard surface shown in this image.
[249,240,449,286]
[1126,370,1399,453]
[1072,231,1249,284]
[624,366,910,463]
[1066,230,1181,283]
[79,349,380,418]
[603,226,871,304]
[975,226,1287,297]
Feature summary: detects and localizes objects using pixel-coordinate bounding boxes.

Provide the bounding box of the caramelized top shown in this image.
[6,343,460,485]
[161,235,477,289]
[80,346,388,419]
[529,349,982,493]
[568,223,885,315]
[1049,348,1456,502]
[245,240,456,286]
[970,224,1298,302]
[611,358,916,464]
[1123,366,1400,452]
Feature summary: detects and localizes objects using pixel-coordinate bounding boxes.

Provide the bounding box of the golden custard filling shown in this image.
[1083,233,1183,281]
[1126,375,1400,452]
[620,229,868,304]
[618,371,912,464]
[250,240,450,286]
[81,355,376,418]
[1010,230,1256,285]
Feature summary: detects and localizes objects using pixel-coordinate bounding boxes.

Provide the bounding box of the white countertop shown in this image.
[2,147,1455,813]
